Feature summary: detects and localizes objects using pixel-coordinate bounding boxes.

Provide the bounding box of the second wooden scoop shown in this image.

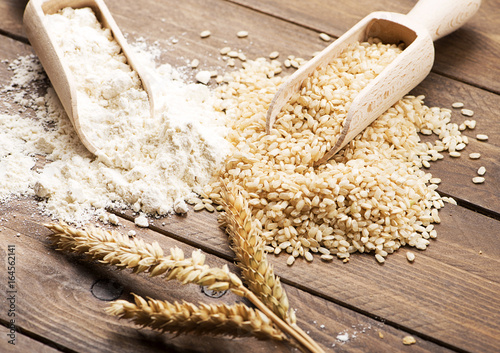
[266,0,481,165]
[23,0,155,155]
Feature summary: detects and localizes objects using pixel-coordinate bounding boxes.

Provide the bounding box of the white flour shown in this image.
[0,8,229,224]
[0,112,39,199]
[45,7,151,163]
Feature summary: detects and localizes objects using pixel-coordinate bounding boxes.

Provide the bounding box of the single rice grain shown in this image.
[461,108,474,117]
[319,33,331,41]
[406,252,415,262]
[200,30,211,38]
[472,177,485,184]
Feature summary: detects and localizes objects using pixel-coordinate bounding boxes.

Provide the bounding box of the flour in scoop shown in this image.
[45,7,150,164]
[0,8,229,224]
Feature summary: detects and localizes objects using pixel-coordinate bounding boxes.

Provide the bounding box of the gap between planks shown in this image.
[0,33,496,352]
[0,4,498,350]
[0,321,68,353]
[438,190,500,221]
[0,29,30,45]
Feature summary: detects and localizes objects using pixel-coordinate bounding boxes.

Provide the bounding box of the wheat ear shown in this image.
[218,183,294,322]
[45,222,242,292]
[107,293,286,341]
[219,184,325,353]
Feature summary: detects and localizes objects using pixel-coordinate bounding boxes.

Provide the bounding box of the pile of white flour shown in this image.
[0,7,229,224]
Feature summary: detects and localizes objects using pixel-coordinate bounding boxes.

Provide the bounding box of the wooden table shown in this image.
[1,0,499,352]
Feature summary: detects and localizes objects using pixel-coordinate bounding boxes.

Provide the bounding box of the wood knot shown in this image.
[91,279,123,301]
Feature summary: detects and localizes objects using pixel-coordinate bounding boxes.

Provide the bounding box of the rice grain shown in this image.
[237,31,249,38]
[319,33,331,41]
[472,177,485,184]
[406,252,415,262]
[200,30,211,38]
[461,108,474,117]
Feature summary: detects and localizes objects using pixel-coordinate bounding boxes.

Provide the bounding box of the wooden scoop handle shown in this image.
[407,0,481,41]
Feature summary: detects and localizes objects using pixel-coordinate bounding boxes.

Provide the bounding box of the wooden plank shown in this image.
[415,72,500,148]
[0,325,61,353]
[0,2,499,351]
[0,201,288,353]
[0,35,34,80]
[137,203,500,284]
[0,35,37,119]
[0,199,454,353]
[226,0,500,94]
[411,73,500,217]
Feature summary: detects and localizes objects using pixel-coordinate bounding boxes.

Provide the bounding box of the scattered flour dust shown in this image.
[0,7,229,224]
[331,323,375,348]
[307,317,374,349]
[336,332,350,343]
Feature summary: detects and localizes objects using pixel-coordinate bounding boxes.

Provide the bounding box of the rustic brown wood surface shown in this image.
[0,1,499,353]
[0,325,61,353]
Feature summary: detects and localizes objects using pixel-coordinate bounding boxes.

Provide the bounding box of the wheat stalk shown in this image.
[107,293,287,341]
[219,183,325,353]
[45,222,242,292]
[218,183,294,323]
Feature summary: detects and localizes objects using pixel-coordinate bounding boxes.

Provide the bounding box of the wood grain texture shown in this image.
[0,325,61,353]
[410,73,500,217]
[227,0,500,94]
[150,202,500,282]
[0,200,292,353]
[1,0,499,92]
[405,0,482,42]
[0,35,35,82]
[0,199,454,353]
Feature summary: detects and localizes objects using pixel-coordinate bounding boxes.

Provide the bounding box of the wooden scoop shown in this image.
[23,0,155,155]
[265,0,481,165]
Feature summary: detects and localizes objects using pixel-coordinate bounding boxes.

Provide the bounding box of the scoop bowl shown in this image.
[23,0,155,155]
[265,0,481,165]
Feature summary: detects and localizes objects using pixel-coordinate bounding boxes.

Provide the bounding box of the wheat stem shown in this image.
[290,323,326,353]
[219,184,324,352]
[241,287,324,353]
